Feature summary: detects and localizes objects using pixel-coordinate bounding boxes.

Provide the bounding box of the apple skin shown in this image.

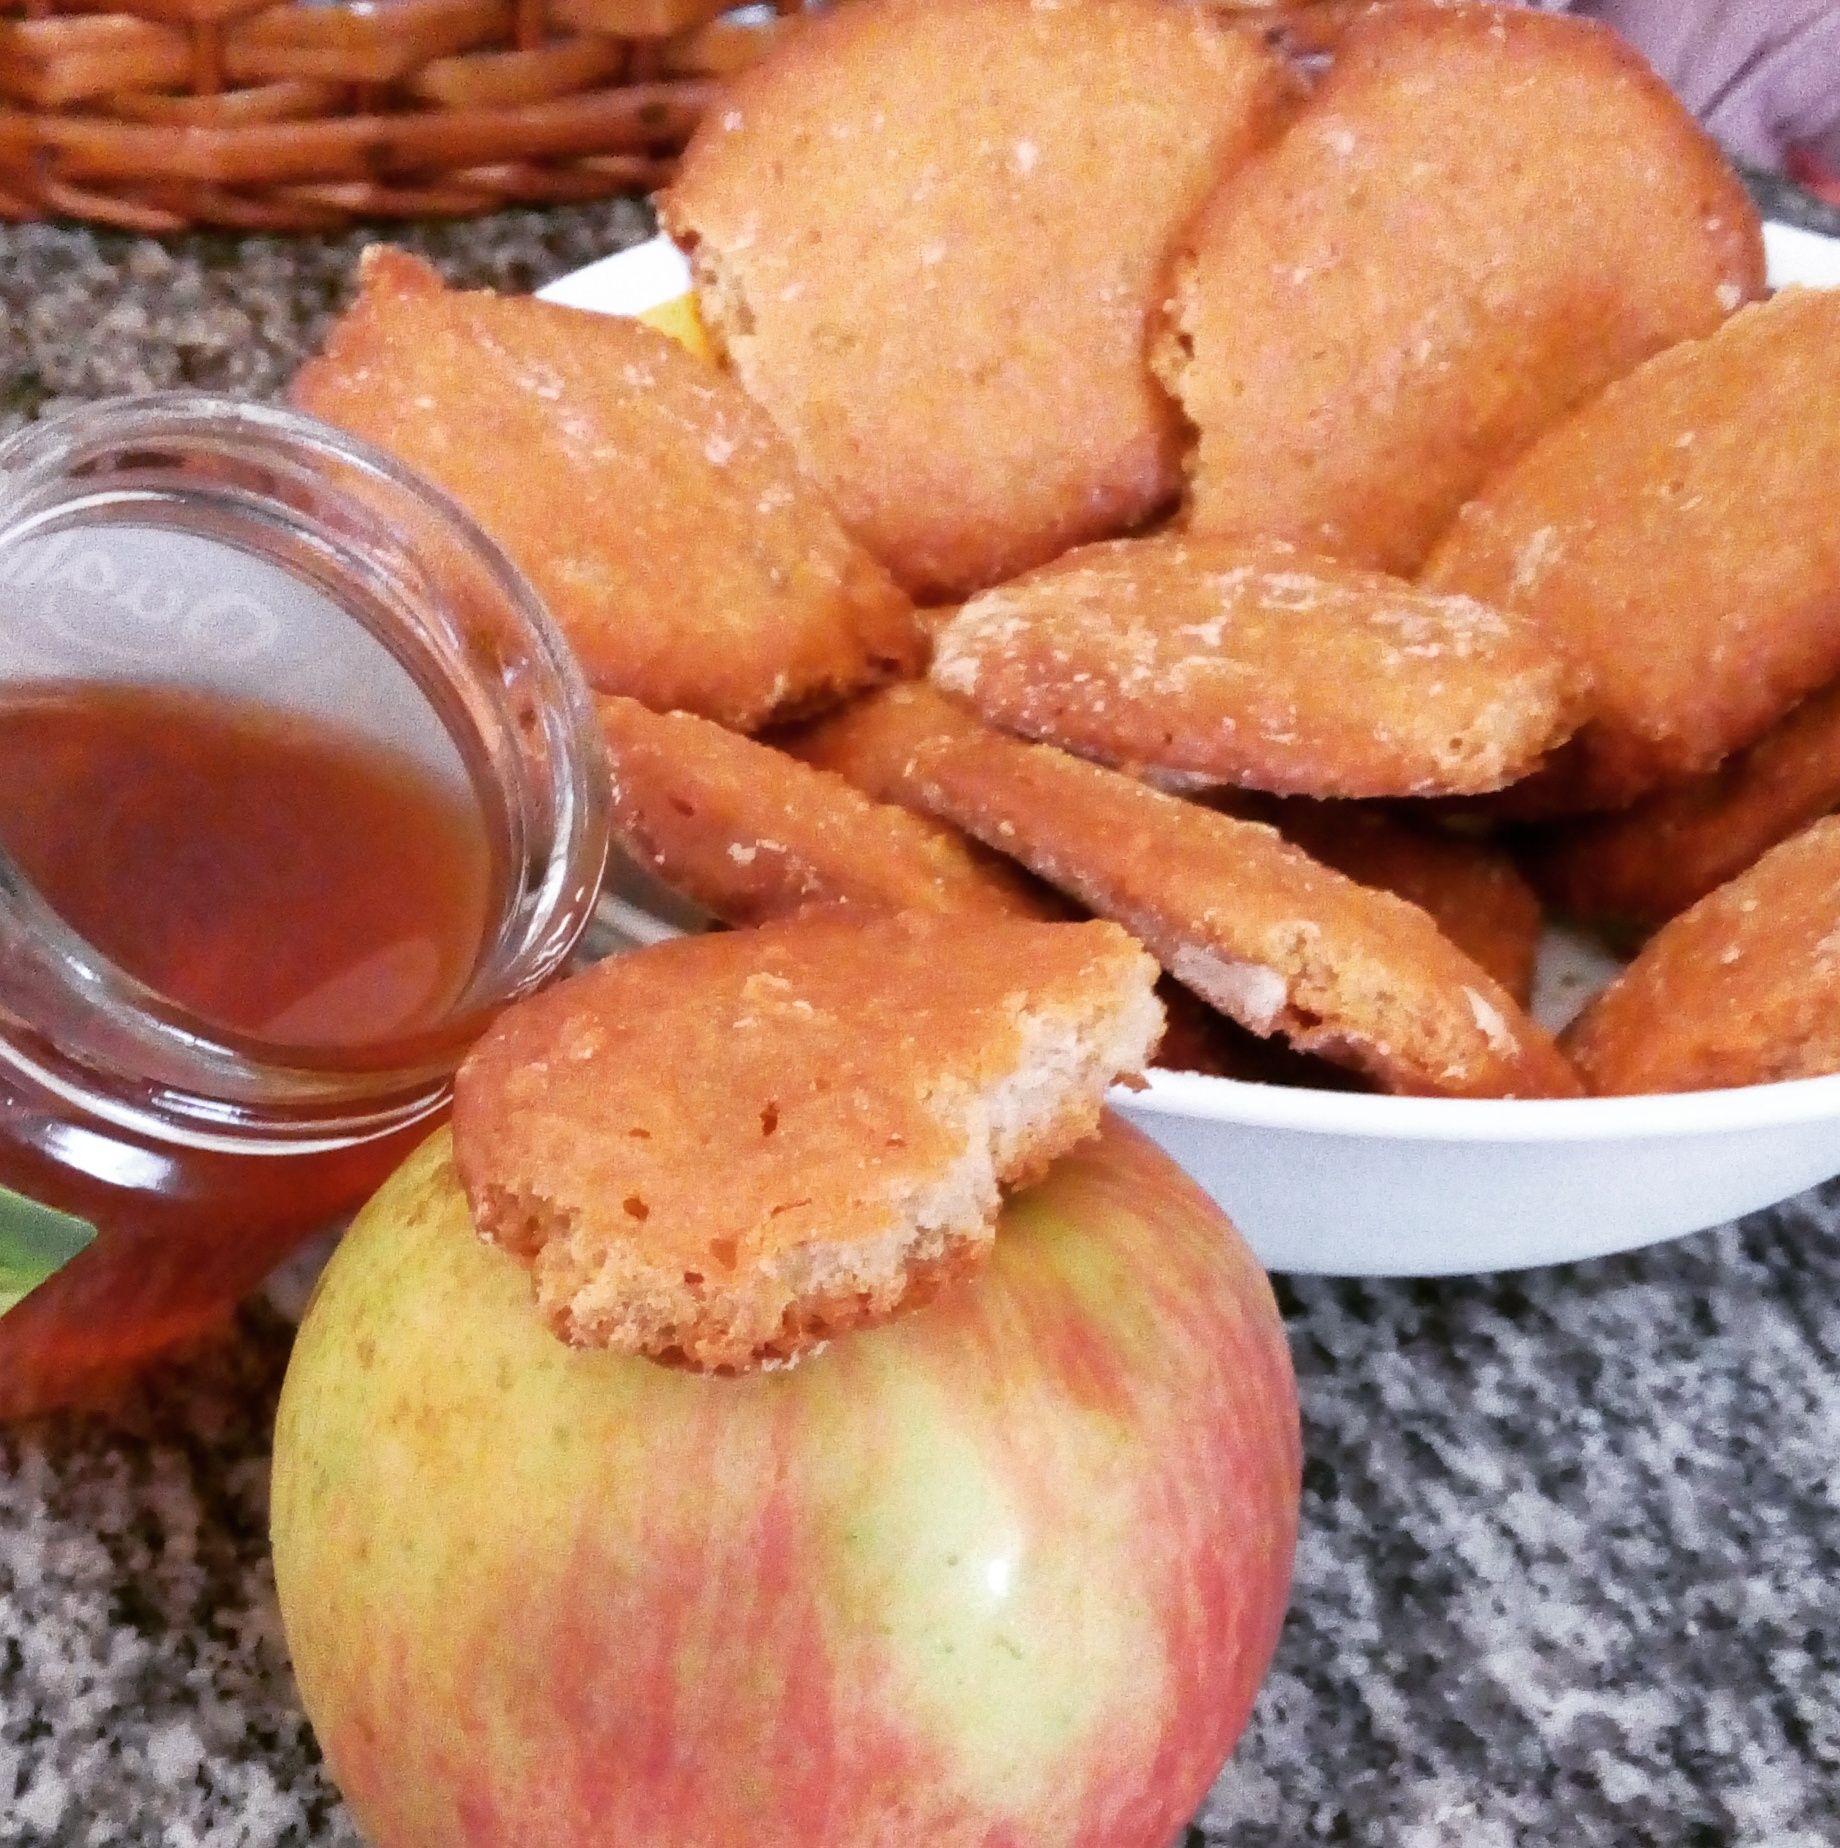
[271,1113,1300,1848]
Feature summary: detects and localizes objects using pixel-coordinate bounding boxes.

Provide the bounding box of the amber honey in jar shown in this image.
[0,394,609,1417]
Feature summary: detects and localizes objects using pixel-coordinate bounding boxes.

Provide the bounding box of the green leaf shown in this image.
[0,1185,96,1317]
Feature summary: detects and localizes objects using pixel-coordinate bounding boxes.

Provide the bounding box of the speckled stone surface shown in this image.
[3,202,1840,1848]
[0,199,652,436]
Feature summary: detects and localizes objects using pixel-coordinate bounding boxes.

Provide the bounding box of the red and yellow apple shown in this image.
[271,1114,1300,1847]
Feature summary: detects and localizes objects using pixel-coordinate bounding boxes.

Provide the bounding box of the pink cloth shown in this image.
[1560,0,1840,174]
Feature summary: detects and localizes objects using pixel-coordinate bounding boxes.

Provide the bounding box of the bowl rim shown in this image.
[1123,1065,1840,1143]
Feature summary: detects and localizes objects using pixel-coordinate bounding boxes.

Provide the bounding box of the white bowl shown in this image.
[544,221,1840,1277]
[1123,1069,1840,1274]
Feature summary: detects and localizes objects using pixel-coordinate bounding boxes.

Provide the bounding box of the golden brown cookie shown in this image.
[662,0,1297,599]
[453,911,1163,1370]
[1158,4,1763,576]
[1256,800,1543,1004]
[1532,678,1840,932]
[930,535,1580,797]
[291,247,921,731]
[1152,977,1366,1090]
[778,680,1001,814]
[597,694,1049,925]
[1563,819,1840,1095]
[911,730,1579,1098]
[772,680,1069,909]
[1257,0,1470,55]
[1426,288,1840,813]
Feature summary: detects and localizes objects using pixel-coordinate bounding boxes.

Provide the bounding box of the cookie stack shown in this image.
[294,0,1840,1105]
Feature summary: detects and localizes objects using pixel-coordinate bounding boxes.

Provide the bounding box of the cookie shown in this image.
[597,694,1049,925]
[1153,977,1367,1090]
[1532,678,1840,932]
[453,911,1163,1370]
[1255,800,1543,1004]
[1158,3,1763,576]
[1256,0,1464,55]
[662,0,1296,599]
[1563,819,1840,1095]
[292,247,921,732]
[778,680,1001,815]
[930,535,1580,797]
[911,729,1579,1098]
[1425,288,1840,812]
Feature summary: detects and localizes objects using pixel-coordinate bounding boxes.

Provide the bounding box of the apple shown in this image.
[271,1114,1299,1848]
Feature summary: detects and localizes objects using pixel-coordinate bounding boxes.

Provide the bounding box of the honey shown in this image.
[0,681,494,1049]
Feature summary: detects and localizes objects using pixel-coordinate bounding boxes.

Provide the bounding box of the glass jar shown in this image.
[0,393,610,1417]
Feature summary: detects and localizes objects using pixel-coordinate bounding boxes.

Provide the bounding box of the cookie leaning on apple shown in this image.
[270,912,1302,1848]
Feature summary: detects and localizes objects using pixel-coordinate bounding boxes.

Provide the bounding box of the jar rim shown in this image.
[0,390,610,1150]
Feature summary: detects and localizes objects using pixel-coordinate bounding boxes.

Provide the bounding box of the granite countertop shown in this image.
[4,199,1840,1848]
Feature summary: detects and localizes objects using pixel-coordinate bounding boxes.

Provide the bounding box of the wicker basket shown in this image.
[0,0,1367,235]
[0,0,802,231]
